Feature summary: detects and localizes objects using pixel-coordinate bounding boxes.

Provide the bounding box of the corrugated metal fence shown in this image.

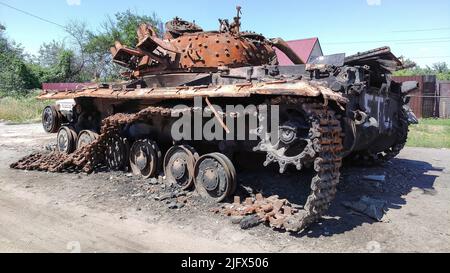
[438,81,450,118]
[392,75,440,118]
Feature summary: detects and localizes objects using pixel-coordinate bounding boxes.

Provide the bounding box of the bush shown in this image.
[0,91,52,123]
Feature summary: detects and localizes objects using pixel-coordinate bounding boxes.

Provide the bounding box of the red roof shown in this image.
[275,38,319,65]
[42,83,91,91]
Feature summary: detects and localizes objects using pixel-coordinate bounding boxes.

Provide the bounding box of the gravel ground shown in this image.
[0,122,449,253]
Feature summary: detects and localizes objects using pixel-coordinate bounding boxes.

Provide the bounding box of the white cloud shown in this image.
[66,0,81,6]
[367,0,381,6]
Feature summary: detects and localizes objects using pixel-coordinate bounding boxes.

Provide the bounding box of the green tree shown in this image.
[37,40,66,68]
[82,9,162,81]
[394,60,450,81]
[433,62,450,81]
[0,25,40,95]
[432,62,448,73]
[113,10,161,46]
[36,49,81,83]
[1,9,163,96]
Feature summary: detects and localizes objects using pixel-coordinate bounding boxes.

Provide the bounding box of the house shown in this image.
[42,83,91,91]
[275,37,323,65]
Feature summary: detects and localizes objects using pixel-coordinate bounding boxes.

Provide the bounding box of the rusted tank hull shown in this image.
[38,78,347,103]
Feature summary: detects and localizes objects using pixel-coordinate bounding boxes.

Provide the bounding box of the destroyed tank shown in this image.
[12,7,418,232]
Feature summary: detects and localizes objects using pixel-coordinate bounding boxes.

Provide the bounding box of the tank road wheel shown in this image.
[129,139,162,178]
[42,105,61,133]
[56,126,77,154]
[105,136,130,171]
[194,153,236,203]
[164,145,199,190]
[76,130,99,150]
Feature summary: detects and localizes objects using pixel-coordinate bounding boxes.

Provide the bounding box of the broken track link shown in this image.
[218,97,344,233]
[10,106,187,173]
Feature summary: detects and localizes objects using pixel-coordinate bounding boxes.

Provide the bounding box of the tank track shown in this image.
[347,107,409,166]
[288,101,344,232]
[11,97,344,233]
[10,106,183,173]
[222,97,344,232]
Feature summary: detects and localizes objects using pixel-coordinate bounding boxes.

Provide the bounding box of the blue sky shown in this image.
[1,0,449,67]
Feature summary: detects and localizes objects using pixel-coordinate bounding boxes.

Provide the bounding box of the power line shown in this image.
[393,27,450,33]
[1,0,449,60]
[394,40,450,45]
[0,1,67,30]
[410,56,450,59]
[323,37,450,45]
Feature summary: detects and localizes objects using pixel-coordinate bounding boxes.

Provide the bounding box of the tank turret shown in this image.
[110,6,304,78]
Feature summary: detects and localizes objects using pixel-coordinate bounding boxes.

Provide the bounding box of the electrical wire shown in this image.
[0,1,67,30]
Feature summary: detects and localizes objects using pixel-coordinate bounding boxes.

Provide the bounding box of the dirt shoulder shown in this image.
[0,123,449,253]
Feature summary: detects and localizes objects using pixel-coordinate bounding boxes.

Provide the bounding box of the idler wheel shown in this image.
[194,153,236,202]
[164,145,199,190]
[56,126,77,154]
[76,130,99,150]
[105,136,130,171]
[129,139,162,178]
[42,105,61,133]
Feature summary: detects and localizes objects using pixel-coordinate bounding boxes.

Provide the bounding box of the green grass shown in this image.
[0,91,53,123]
[407,118,450,148]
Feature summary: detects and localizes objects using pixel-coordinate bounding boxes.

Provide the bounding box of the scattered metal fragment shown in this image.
[230,216,244,225]
[342,196,387,221]
[240,215,261,230]
[363,175,386,182]
[218,193,302,231]
[168,201,185,209]
[155,192,174,201]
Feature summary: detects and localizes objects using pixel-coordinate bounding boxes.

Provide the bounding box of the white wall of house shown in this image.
[308,42,323,63]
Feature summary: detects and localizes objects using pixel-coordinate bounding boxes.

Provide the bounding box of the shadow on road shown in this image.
[236,156,444,237]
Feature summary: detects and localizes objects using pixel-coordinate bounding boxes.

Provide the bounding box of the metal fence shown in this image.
[392,75,446,119]
[406,95,450,118]
[438,81,450,118]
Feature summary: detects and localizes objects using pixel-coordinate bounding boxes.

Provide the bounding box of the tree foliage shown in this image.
[113,10,162,47]
[0,10,163,96]
[0,26,83,95]
[82,10,162,80]
[394,59,450,81]
[0,27,39,95]
[37,40,65,67]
